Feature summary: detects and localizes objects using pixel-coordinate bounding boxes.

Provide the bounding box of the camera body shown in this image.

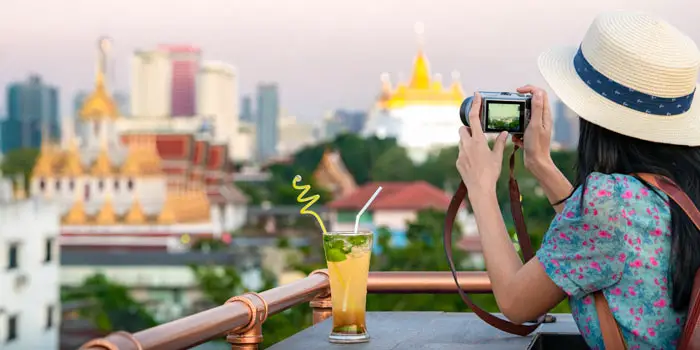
[459,91,532,135]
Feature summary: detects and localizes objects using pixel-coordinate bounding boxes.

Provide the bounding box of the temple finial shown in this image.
[414,21,425,48]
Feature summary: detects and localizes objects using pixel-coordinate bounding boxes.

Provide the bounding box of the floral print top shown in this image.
[536,172,686,349]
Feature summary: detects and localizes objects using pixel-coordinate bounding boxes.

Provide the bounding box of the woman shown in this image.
[456,11,700,349]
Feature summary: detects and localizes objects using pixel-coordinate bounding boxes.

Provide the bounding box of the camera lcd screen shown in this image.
[486,102,522,132]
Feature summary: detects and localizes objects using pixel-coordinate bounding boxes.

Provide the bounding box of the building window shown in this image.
[44,238,54,263]
[39,178,46,191]
[8,243,18,270]
[69,179,75,191]
[55,180,61,191]
[98,180,104,191]
[46,306,54,329]
[114,180,120,191]
[7,315,17,342]
[127,179,134,191]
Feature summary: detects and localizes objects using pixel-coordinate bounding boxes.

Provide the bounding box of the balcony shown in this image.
[78,271,581,350]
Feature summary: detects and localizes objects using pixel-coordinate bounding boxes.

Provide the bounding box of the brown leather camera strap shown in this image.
[595,173,700,350]
[444,145,545,336]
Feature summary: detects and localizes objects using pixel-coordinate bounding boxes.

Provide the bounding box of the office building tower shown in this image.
[240,95,253,122]
[197,61,238,156]
[553,100,579,150]
[1,75,60,153]
[255,84,280,161]
[334,109,367,134]
[162,45,201,117]
[113,91,130,117]
[130,49,172,118]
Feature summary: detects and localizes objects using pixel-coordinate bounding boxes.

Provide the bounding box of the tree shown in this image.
[369,146,415,182]
[0,147,39,187]
[61,273,158,332]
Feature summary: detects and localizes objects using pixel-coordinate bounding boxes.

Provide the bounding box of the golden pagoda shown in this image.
[157,187,178,224]
[120,139,143,177]
[94,195,117,225]
[91,142,113,177]
[63,198,87,225]
[80,37,118,121]
[378,23,465,110]
[33,129,55,178]
[124,197,147,225]
[61,138,84,177]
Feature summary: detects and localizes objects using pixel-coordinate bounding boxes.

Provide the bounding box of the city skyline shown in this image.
[1,0,698,121]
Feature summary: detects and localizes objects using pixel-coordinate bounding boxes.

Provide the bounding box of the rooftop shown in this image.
[328,181,453,211]
[78,271,583,350]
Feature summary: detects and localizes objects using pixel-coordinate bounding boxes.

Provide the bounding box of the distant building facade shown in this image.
[1,75,60,153]
[240,95,254,122]
[553,100,579,150]
[255,83,280,162]
[162,45,201,117]
[0,176,61,350]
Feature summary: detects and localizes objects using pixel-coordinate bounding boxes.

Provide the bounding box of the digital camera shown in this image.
[459,91,532,135]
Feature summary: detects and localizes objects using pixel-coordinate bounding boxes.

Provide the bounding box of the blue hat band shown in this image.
[573,47,694,116]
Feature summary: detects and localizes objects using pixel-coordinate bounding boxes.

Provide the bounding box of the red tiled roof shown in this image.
[327,181,453,211]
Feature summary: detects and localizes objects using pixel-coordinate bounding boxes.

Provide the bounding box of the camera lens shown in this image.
[459,97,472,126]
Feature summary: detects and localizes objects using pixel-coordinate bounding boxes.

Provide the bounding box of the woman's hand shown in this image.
[511,85,554,171]
[456,92,509,195]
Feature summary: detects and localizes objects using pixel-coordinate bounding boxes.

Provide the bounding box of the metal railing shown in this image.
[79,270,492,350]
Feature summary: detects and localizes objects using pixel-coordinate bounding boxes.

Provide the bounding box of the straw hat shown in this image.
[538,10,700,146]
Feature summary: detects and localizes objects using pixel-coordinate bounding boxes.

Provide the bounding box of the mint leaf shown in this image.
[348,235,368,247]
[325,248,347,262]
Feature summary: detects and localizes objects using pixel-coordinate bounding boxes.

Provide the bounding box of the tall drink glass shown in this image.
[323,231,373,343]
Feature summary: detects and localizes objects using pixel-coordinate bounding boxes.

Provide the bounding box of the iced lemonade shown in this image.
[323,231,373,343]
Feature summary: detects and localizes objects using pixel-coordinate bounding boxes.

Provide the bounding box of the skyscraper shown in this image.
[240,95,253,122]
[553,100,579,150]
[1,75,60,153]
[161,45,201,117]
[130,49,172,118]
[255,84,279,161]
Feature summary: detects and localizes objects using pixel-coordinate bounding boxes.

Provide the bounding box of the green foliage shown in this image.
[0,147,39,187]
[61,273,158,332]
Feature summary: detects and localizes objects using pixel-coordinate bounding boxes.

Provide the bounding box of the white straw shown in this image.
[354,186,383,234]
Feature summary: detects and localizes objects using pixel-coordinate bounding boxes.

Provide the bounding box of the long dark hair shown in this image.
[566,118,700,312]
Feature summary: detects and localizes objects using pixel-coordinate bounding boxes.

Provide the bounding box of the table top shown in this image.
[269,312,580,350]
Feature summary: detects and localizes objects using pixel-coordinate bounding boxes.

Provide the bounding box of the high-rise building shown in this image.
[240,95,253,122]
[255,84,279,161]
[130,49,172,118]
[197,61,238,158]
[334,109,367,134]
[1,75,60,153]
[553,100,580,150]
[130,46,201,118]
[73,91,88,117]
[161,45,201,117]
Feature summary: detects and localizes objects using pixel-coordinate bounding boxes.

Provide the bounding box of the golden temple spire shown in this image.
[61,137,84,176]
[63,195,87,225]
[124,195,147,224]
[120,138,142,176]
[32,125,55,178]
[94,194,117,225]
[450,71,465,96]
[79,37,118,121]
[91,135,112,176]
[141,135,163,175]
[409,22,431,90]
[157,188,178,224]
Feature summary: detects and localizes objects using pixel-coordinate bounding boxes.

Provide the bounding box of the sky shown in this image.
[0,0,698,121]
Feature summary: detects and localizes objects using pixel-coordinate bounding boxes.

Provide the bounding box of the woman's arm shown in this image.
[468,188,567,324]
[527,159,573,213]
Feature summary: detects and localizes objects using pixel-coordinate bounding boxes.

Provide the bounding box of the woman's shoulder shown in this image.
[563,172,667,220]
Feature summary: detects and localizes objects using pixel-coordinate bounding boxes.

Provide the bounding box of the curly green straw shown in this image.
[292,175,327,234]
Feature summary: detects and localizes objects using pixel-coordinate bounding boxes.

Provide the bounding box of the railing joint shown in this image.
[225,292,269,349]
[308,269,332,324]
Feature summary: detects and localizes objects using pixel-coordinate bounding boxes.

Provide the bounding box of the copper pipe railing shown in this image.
[79,271,491,350]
